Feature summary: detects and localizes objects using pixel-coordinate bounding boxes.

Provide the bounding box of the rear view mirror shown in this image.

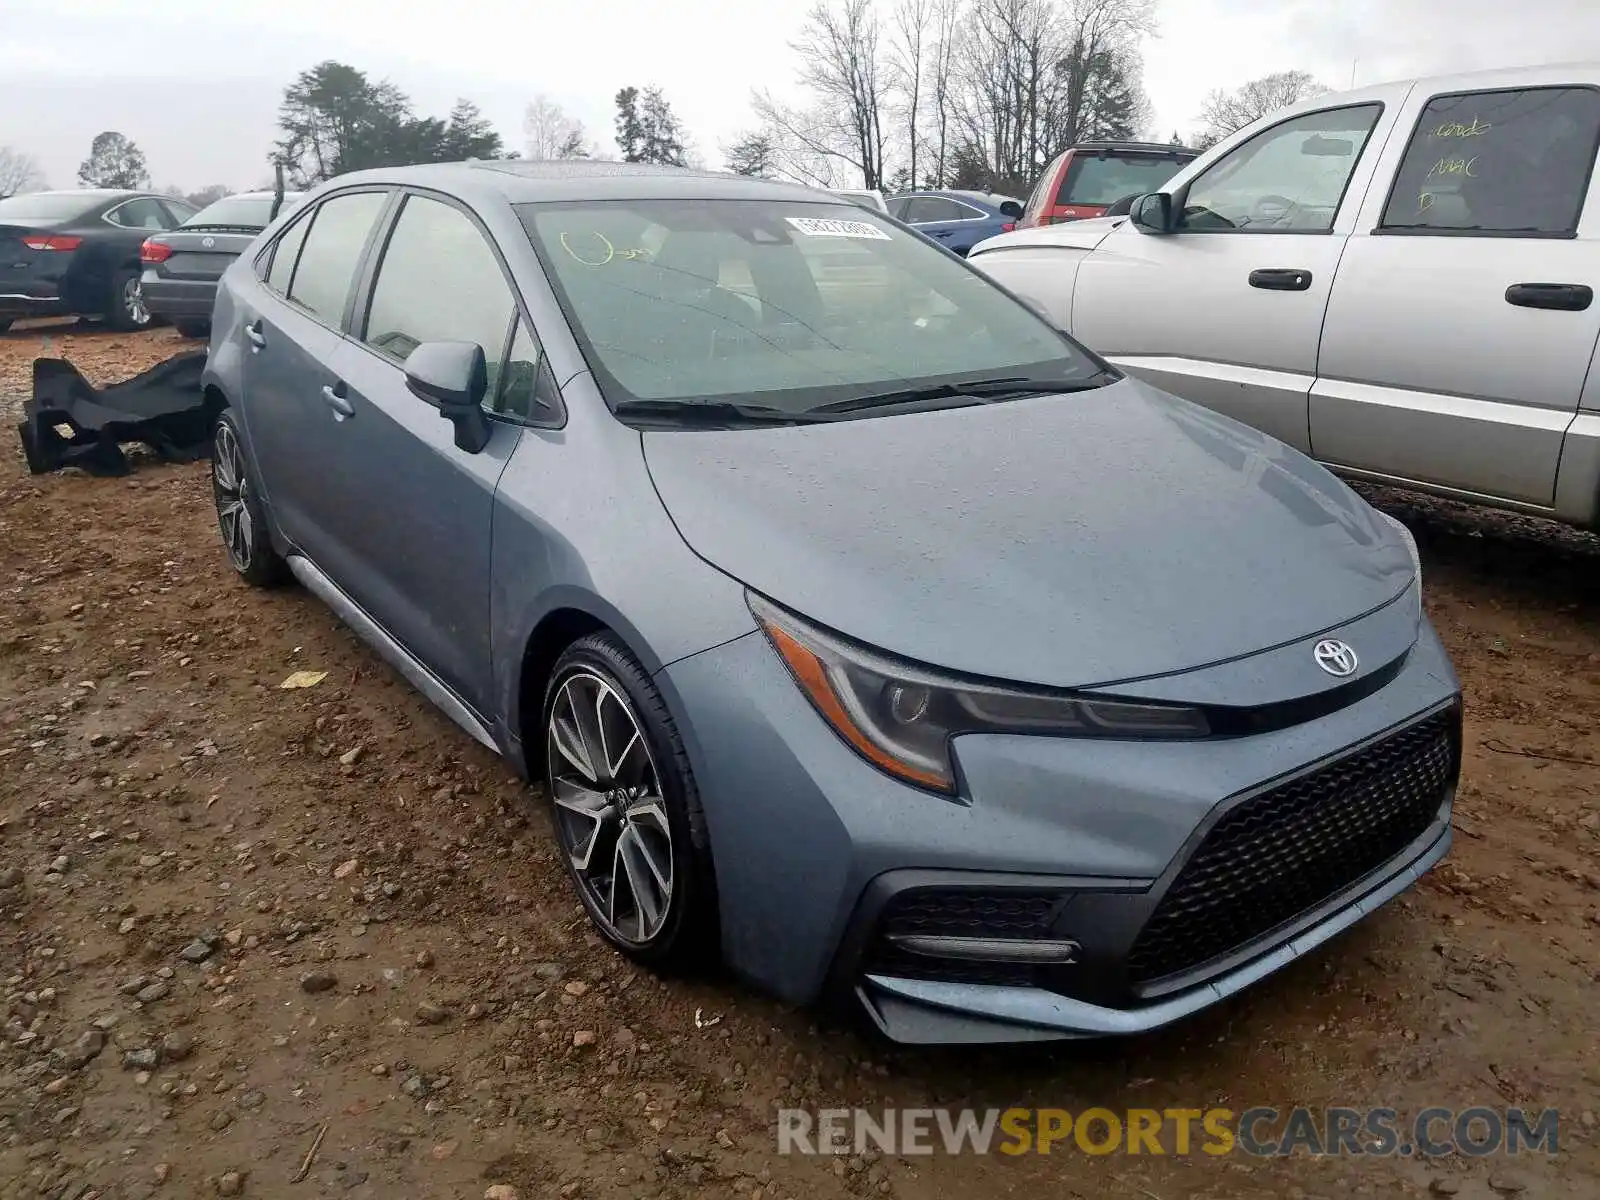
[1302,135,1353,157]
[1103,193,1138,218]
[404,340,491,453]
[1129,192,1175,234]
[998,200,1024,219]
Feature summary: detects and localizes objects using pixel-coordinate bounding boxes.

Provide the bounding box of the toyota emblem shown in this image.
[1313,639,1359,677]
[201,236,215,248]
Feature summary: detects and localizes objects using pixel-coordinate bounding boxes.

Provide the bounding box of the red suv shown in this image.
[1019,141,1198,227]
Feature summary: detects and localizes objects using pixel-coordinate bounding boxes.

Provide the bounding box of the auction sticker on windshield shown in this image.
[786,217,891,240]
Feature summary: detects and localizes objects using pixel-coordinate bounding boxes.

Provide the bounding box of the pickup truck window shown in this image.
[1380,86,1600,237]
[1180,104,1382,234]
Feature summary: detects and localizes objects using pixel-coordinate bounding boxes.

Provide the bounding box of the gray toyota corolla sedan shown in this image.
[202,160,1461,1044]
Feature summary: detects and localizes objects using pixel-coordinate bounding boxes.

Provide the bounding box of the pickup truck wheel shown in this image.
[105,269,153,332]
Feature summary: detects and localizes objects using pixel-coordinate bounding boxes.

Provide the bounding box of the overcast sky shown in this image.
[2,0,1596,192]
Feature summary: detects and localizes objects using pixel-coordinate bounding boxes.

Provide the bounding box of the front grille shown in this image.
[864,888,1062,986]
[1127,709,1456,986]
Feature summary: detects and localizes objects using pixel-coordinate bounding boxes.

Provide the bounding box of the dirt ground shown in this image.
[1,321,1597,1200]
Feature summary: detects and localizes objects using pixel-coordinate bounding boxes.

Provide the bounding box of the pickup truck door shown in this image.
[1311,76,1600,511]
[1069,85,1412,453]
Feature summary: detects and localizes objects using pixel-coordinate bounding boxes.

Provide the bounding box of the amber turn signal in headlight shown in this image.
[748,593,1208,793]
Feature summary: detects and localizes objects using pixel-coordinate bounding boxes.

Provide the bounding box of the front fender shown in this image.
[966,244,1089,332]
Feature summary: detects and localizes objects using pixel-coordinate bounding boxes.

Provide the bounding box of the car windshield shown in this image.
[517,199,1100,417]
[1058,152,1193,206]
[184,194,302,229]
[0,192,99,224]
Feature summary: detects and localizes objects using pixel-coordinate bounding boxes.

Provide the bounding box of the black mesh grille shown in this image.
[879,889,1060,939]
[864,889,1061,986]
[1127,710,1456,986]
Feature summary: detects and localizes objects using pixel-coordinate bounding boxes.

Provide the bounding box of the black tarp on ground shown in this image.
[16,350,212,477]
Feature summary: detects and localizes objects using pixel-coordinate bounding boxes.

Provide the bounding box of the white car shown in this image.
[830,188,890,214]
[969,62,1600,532]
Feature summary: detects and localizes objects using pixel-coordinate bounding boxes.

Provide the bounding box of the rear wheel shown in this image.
[105,269,152,332]
[212,410,288,587]
[543,633,717,970]
[175,319,210,339]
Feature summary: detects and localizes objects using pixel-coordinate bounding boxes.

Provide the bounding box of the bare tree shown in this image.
[523,95,588,160]
[1197,70,1328,143]
[0,146,45,198]
[889,0,935,190]
[945,0,1154,192]
[754,0,892,190]
[927,0,962,186]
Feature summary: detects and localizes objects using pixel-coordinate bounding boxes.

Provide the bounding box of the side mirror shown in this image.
[404,340,492,453]
[998,200,1024,219]
[1103,193,1138,218]
[1129,192,1176,234]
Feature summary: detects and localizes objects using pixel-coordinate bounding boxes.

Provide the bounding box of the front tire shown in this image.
[543,634,717,969]
[212,410,288,587]
[105,269,152,332]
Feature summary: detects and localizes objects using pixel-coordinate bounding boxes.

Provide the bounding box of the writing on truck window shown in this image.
[1381,86,1600,235]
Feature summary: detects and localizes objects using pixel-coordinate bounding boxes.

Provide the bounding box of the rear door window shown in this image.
[1379,86,1600,236]
[903,196,968,223]
[286,191,388,326]
[105,198,169,230]
[1057,151,1195,207]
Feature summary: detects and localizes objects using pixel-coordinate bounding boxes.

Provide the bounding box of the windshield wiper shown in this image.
[809,374,1111,416]
[178,223,266,233]
[612,399,832,427]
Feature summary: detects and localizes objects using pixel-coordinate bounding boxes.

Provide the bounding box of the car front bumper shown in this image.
[140,274,218,319]
[657,602,1461,1044]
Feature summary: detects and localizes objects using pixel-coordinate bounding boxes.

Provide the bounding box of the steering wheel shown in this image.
[1248,193,1302,228]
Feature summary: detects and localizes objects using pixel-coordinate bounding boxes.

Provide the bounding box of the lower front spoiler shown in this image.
[857,826,1452,1045]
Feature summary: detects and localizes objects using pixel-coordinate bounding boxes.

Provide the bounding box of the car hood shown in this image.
[641,378,1414,690]
[971,216,1122,257]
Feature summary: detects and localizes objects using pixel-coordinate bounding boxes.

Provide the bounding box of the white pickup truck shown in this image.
[969,63,1600,532]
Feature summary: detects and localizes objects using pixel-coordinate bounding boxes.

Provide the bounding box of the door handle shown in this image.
[1505,282,1593,311]
[1248,268,1313,291]
[931,229,954,238]
[245,320,265,349]
[321,382,354,420]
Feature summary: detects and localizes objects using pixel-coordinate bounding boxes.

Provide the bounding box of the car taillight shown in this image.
[140,239,173,264]
[21,234,82,252]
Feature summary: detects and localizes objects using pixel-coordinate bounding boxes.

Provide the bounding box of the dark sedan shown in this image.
[141,191,304,337]
[0,190,196,332]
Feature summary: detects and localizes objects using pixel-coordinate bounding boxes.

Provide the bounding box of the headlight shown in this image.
[748,593,1208,793]
[1377,511,1423,598]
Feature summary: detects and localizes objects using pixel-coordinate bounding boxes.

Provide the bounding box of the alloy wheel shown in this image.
[123,278,150,326]
[213,421,254,572]
[547,671,675,945]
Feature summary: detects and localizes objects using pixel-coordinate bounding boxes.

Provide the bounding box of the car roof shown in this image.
[1066,141,1197,154]
[23,188,154,200]
[214,190,307,201]
[324,160,837,206]
[893,189,1018,208]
